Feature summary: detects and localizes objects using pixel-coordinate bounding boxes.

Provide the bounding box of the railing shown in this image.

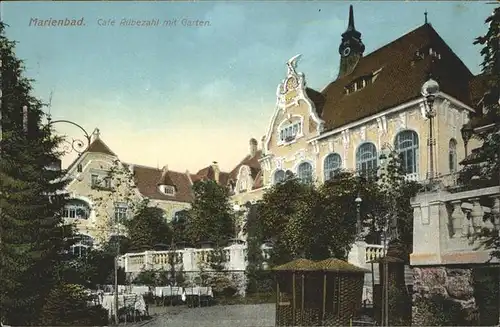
[365,244,385,263]
[411,184,500,266]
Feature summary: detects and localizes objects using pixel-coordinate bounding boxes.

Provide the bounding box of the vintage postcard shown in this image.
[1,1,499,326]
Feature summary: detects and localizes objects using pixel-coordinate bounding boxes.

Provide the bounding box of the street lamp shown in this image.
[355,194,363,240]
[460,124,474,157]
[45,114,92,155]
[421,77,440,181]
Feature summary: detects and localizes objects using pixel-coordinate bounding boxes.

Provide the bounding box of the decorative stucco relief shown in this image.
[376,115,388,149]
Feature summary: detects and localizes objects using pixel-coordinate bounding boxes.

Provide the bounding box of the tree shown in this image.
[258,171,384,266]
[185,180,235,246]
[39,283,108,326]
[0,22,73,325]
[245,202,273,295]
[125,202,172,252]
[462,7,500,261]
[378,150,421,258]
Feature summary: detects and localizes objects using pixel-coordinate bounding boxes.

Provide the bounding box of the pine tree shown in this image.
[185,180,235,247]
[0,22,71,325]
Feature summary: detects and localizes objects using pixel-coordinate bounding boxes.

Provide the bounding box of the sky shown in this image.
[0,1,494,173]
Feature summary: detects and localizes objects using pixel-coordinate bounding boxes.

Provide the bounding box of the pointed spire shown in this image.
[347,5,355,32]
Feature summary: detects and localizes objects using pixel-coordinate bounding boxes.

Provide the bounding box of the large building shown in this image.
[234,6,485,201]
[63,5,487,255]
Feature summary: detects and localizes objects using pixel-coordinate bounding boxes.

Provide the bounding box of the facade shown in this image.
[62,129,194,252]
[224,6,485,208]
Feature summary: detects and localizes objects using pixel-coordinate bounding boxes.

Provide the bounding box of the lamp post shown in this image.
[460,124,474,157]
[355,194,363,240]
[421,77,440,182]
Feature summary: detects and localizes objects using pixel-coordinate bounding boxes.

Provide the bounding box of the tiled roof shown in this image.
[86,138,116,156]
[130,164,194,203]
[65,137,116,173]
[227,150,263,190]
[468,73,489,107]
[195,166,230,186]
[316,23,475,131]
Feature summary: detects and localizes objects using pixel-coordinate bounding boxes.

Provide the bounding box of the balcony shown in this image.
[411,179,500,266]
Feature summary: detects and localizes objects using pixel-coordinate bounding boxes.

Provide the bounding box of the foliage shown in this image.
[259,171,380,265]
[387,284,412,326]
[463,6,500,261]
[244,202,273,295]
[124,202,172,252]
[378,151,421,258]
[38,283,108,326]
[133,269,158,286]
[133,267,186,287]
[413,294,476,326]
[60,245,127,289]
[171,209,190,246]
[0,21,74,325]
[88,158,142,244]
[185,180,235,246]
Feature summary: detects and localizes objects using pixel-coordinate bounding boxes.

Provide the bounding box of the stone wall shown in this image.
[412,266,499,326]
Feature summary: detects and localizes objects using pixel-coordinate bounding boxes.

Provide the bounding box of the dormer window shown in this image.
[280,121,301,143]
[345,76,371,95]
[159,185,175,195]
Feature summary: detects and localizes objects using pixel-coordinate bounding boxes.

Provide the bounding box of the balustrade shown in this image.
[411,185,500,266]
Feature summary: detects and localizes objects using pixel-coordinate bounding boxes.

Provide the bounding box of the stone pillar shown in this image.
[412,266,479,326]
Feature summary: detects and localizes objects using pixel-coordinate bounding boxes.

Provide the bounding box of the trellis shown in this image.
[273,258,369,326]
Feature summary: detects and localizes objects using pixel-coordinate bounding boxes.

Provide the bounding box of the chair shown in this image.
[122,294,138,323]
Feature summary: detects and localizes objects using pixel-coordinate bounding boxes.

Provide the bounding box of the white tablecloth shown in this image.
[155,286,182,297]
[131,286,150,296]
[100,294,147,319]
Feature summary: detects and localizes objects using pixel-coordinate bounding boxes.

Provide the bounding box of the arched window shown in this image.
[356,143,378,176]
[274,169,285,184]
[297,162,313,184]
[394,130,419,175]
[449,138,458,173]
[62,199,91,219]
[324,153,342,181]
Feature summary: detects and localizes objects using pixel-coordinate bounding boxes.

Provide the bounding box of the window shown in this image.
[91,172,112,189]
[103,177,112,189]
[62,199,90,219]
[449,138,458,173]
[394,130,419,175]
[324,153,342,181]
[160,185,175,195]
[70,234,94,258]
[77,164,83,172]
[279,121,301,143]
[297,162,313,184]
[274,169,285,184]
[91,174,99,187]
[356,143,378,177]
[114,202,128,222]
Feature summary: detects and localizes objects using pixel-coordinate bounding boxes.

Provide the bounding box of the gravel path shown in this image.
[142,304,275,327]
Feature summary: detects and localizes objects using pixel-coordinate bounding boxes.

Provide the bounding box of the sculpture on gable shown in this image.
[286,54,301,76]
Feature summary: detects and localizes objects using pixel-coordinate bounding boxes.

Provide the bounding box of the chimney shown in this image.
[129,164,135,175]
[249,138,258,157]
[211,161,220,183]
[159,165,169,184]
[91,128,100,143]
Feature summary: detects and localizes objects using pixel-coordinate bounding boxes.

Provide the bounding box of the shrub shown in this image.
[39,283,108,326]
